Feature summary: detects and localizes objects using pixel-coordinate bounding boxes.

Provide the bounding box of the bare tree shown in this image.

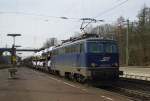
[42,38,58,48]
[137,5,150,65]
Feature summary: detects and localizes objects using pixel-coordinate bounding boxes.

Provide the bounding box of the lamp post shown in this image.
[14,45,21,48]
[126,19,129,66]
[122,19,130,66]
[7,34,21,45]
[7,34,21,65]
[7,34,21,78]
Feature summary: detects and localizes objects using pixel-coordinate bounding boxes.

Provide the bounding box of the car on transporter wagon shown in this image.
[41,34,123,84]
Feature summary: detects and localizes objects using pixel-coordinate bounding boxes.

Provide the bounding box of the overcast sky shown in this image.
[0,0,150,57]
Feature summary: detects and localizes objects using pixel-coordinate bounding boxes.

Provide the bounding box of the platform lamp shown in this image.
[7,34,21,65]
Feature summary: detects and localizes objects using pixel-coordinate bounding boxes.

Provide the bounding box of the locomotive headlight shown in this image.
[91,63,96,67]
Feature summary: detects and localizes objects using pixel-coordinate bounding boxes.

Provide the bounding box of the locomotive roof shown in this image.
[34,38,117,55]
[53,37,117,50]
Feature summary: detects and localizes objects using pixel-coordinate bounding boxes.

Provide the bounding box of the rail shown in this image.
[110,86,150,101]
[120,74,150,81]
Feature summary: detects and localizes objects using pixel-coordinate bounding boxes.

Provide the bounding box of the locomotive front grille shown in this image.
[89,68,119,80]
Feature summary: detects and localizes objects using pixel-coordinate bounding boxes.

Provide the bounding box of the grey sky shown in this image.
[0,0,150,57]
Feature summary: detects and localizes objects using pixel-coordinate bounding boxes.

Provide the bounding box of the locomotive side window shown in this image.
[80,43,84,53]
[51,42,85,56]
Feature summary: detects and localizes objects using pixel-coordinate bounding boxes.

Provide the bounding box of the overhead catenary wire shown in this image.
[0,11,103,29]
[0,0,130,31]
[94,0,129,18]
[0,11,80,20]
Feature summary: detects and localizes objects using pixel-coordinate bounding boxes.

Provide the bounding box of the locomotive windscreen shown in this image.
[87,41,118,53]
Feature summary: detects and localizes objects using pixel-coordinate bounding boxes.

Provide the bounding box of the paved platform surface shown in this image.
[0,67,131,101]
[120,67,150,77]
[0,64,11,69]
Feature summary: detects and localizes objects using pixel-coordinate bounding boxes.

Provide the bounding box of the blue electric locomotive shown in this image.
[48,34,122,82]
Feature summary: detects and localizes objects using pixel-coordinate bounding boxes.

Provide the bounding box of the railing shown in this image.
[120,74,150,81]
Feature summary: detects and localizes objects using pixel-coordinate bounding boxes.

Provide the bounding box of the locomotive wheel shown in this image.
[80,76,86,83]
[69,73,74,80]
[77,74,86,83]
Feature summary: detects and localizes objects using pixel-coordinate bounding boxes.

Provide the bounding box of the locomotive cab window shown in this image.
[87,42,104,53]
[87,41,117,53]
[105,43,118,53]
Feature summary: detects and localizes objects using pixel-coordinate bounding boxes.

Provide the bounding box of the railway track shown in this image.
[98,78,150,101]
[108,86,150,101]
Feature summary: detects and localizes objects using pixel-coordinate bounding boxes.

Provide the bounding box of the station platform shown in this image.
[120,66,150,77]
[0,67,130,101]
[120,66,150,81]
[0,64,11,69]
